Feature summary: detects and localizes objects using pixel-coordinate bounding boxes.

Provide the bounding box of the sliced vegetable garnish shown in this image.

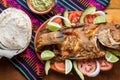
[65,59,72,74]
[87,61,100,77]
[93,16,106,24]
[105,51,119,63]
[68,11,82,24]
[80,6,96,24]
[94,11,106,18]
[109,50,120,56]
[47,22,61,31]
[98,58,113,71]
[54,61,65,72]
[48,15,71,28]
[63,10,71,27]
[41,50,55,60]
[77,60,100,77]
[45,60,51,75]
[73,61,84,80]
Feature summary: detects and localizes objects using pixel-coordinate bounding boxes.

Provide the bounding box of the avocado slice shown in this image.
[63,10,71,27]
[108,50,120,57]
[73,61,84,80]
[80,6,96,24]
[45,60,51,75]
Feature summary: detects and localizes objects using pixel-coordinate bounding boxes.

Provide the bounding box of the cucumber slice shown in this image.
[73,61,84,80]
[45,60,51,75]
[63,10,71,27]
[80,6,96,24]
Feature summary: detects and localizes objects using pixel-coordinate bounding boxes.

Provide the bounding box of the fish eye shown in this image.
[115,24,120,29]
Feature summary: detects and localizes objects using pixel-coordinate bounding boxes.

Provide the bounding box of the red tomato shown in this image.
[98,58,113,71]
[52,18,63,28]
[77,60,97,75]
[68,11,82,23]
[54,62,65,72]
[84,14,100,24]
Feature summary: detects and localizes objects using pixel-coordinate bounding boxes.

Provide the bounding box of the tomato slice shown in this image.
[54,62,65,72]
[98,58,113,71]
[52,17,63,28]
[51,62,65,73]
[68,11,82,24]
[77,60,97,75]
[84,13,100,24]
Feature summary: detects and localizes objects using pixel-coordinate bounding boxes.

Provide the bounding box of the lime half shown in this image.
[105,51,119,63]
[93,16,106,24]
[65,59,72,74]
[41,50,55,60]
[47,22,61,31]
[45,60,51,75]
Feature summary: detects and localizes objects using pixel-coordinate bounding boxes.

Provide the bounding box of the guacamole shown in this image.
[30,0,53,11]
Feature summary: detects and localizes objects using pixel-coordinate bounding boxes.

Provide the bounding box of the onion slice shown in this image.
[94,11,106,18]
[48,15,71,24]
[87,61,100,77]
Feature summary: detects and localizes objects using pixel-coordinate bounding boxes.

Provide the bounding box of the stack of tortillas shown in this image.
[0,8,32,58]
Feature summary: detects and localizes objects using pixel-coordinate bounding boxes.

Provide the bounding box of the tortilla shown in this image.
[0,8,32,58]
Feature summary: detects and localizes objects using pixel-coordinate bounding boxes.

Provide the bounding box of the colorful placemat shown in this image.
[0,0,110,80]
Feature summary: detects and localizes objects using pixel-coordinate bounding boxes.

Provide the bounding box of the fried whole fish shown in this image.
[36,23,120,61]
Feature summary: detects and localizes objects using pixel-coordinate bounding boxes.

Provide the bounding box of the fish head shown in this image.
[97,23,120,49]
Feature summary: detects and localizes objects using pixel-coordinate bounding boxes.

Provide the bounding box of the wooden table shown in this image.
[0,0,120,80]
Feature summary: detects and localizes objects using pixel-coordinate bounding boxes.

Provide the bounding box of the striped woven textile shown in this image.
[0,0,109,80]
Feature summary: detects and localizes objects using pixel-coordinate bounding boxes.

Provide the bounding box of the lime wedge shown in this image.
[45,60,51,75]
[47,22,61,31]
[65,59,72,74]
[41,50,55,60]
[93,16,106,24]
[73,61,84,80]
[105,51,119,63]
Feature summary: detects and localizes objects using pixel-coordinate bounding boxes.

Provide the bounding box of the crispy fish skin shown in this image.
[97,23,120,49]
[36,23,120,60]
[57,24,105,59]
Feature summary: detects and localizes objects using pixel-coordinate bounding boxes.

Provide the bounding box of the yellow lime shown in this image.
[47,22,61,31]
[41,50,55,60]
[93,16,106,24]
[105,51,119,63]
[45,60,51,75]
[65,59,72,74]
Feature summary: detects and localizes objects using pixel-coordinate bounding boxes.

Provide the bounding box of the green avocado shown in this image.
[63,10,71,27]
[80,6,96,24]
[73,61,84,80]
[45,60,51,75]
